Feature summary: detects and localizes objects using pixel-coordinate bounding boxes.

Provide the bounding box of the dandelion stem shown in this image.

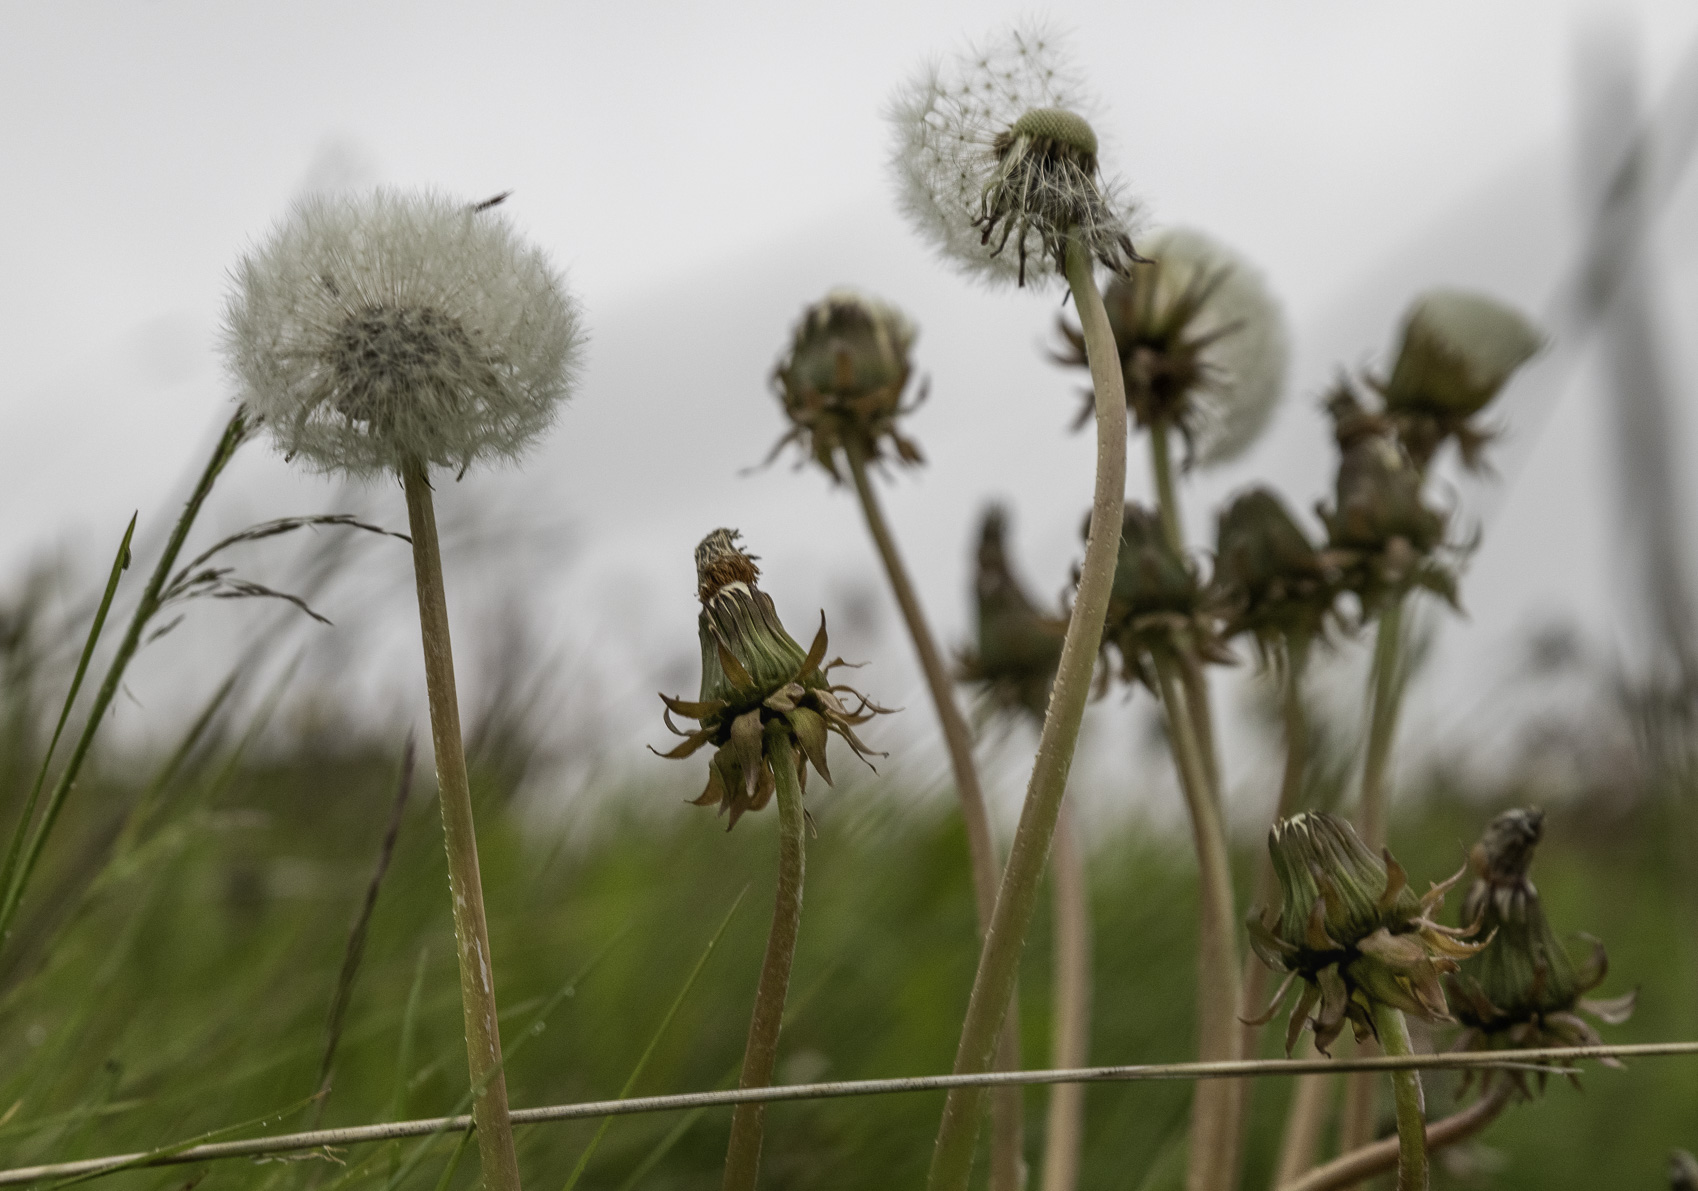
[1153,657,1243,1191]
[1148,421,1184,558]
[0,410,247,951]
[1276,1083,1510,1191]
[401,459,521,1191]
[1040,800,1092,1191]
[841,436,1026,1189]
[722,733,806,1191]
[925,233,1127,1191]
[1371,1002,1428,1191]
[1341,596,1409,1153]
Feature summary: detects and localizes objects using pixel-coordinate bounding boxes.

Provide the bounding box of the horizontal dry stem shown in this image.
[5,1043,1690,1186]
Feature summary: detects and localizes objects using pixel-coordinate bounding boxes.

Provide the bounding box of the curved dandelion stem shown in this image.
[721,733,807,1191]
[1277,1083,1510,1191]
[842,435,1026,1190]
[926,232,1127,1191]
[401,460,521,1191]
[1370,1002,1429,1191]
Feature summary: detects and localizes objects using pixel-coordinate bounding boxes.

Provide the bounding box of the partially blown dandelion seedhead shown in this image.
[889,26,1139,287]
[768,290,925,479]
[1094,503,1231,692]
[225,188,584,477]
[1379,290,1542,471]
[1054,228,1288,465]
[1247,812,1488,1056]
[1446,808,1636,1093]
[957,505,1066,723]
[655,529,889,829]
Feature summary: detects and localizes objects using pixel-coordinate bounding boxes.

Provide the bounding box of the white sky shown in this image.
[5,2,1698,820]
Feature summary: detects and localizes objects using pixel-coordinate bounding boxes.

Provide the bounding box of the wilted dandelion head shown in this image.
[888,25,1139,288]
[224,188,585,477]
[1054,227,1288,464]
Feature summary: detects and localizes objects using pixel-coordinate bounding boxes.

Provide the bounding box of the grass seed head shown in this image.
[655,529,890,829]
[888,24,1139,288]
[224,188,584,477]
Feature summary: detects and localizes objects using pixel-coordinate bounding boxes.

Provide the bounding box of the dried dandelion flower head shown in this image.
[957,505,1066,722]
[889,25,1139,288]
[224,188,584,477]
[1446,808,1636,1092]
[1210,487,1338,656]
[1381,289,1542,471]
[768,289,924,480]
[1092,503,1230,691]
[654,529,889,829]
[1054,228,1288,465]
[1247,812,1488,1055]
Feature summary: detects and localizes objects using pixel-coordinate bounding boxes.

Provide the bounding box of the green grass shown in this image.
[0,733,1691,1189]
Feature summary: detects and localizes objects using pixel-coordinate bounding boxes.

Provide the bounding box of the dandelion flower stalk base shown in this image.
[722,730,807,1191]
[1372,1002,1428,1191]
[926,234,1127,1191]
[403,460,522,1191]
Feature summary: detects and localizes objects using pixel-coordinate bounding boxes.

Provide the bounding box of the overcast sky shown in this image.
[6,2,1698,821]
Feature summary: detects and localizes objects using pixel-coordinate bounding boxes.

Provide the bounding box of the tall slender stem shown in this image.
[1148,421,1184,558]
[1040,799,1092,1191]
[401,461,521,1191]
[1341,597,1408,1154]
[842,437,1025,1190]
[1153,658,1243,1191]
[1370,1002,1428,1191]
[721,732,806,1191]
[925,236,1127,1191]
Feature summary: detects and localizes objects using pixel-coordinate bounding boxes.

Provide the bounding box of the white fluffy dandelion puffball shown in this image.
[1148,228,1289,467]
[224,189,585,477]
[889,26,1138,288]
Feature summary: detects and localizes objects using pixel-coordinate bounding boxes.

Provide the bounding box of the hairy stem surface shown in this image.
[1040,799,1092,1191]
[843,437,1025,1190]
[1371,1003,1428,1191]
[1154,658,1244,1191]
[1342,598,1408,1153]
[721,733,807,1191]
[402,461,521,1191]
[925,237,1127,1191]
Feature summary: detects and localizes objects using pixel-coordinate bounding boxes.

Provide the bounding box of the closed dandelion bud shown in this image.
[1053,228,1288,465]
[1211,487,1335,650]
[768,290,924,479]
[957,505,1066,722]
[1382,290,1542,470]
[889,25,1139,288]
[1095,504,1229,690]
[1447,808,1636,1090]
[1247,812,1487,1055]
[655,529,890,829]
[224,188,584,478]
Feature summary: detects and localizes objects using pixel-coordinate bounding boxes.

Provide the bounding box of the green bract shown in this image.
[768,290,924,480]
[1446,808,1636,1093]
[957,505,1066,722]
[655,529,888,829]
[1210,487,1336,654]
[1098,504,1230,691]
[1247,812,1487,1055]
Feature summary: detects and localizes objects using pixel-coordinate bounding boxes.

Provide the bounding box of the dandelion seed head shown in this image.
[888,25,1138,288]
[223,188,585,477]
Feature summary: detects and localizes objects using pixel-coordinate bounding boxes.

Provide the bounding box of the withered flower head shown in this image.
[1446,808,1636,1092]
[1095,504,1231,691]
[1210,487,1337,655]
[1053,228,1287,466]
[768,289,925,481]
[1317,384,1457,614]
[654,529,890,829]
[957,504,1066,722]
[1247,812,1488,1056]
[1381,290,1542,471]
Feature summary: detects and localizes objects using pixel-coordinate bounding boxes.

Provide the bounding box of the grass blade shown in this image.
[561,885,749,1191]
